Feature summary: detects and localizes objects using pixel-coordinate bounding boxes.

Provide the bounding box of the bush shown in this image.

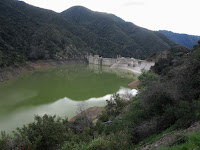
[13,114,68,150]
[61,131,131,150]
[105,94,127,117]
[0,132,18,150]
[68,115,92,134]
[138,70,158,90]
[124,97,147,126]
[140,82,173,116]
[164,131,200,150]
[174,100,200,128]
[130,117,160,144]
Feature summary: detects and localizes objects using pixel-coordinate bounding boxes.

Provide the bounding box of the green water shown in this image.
[0,64,136,132]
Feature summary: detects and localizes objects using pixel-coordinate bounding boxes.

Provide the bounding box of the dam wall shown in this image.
[88,55,117,66]
[87,55,155,74]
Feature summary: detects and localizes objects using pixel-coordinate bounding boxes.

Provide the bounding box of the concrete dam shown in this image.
[87,55,155,74]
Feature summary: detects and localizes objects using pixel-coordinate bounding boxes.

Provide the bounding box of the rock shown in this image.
[69,106,103,122]
[116,115,122,121]
[104,120,113,125]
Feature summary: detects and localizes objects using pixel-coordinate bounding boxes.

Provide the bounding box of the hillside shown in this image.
[61,6,177,59]
[1,41,200,149]
[0,0,90,67]
[159,30,200,49]
[0,0,177,67]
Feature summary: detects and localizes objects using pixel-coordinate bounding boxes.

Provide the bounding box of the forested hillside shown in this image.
[159,30,200,49]
[61,6,176,59]
[0,0,176,67]
[0,0,89,67]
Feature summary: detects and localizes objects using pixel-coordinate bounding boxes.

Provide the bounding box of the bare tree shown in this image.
[69,102,93,133]
[76,102,92,128]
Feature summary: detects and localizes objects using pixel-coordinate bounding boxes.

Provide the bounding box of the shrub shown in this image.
[0,132,17,150]
[61,131,131,150]
[68,115,92,134]
[13,114,68,150]
[166,131,200,150]
[140,82,173,116]
[138,70,158,90]
[174,100,200,128]
[105,94,127,117]
[124,97,147,126]
[130,117,160,144]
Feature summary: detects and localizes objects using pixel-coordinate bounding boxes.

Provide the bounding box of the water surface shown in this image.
[0,64,136,132]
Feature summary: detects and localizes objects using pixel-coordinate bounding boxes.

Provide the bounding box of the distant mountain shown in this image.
[158,30,200,49]
[0,0,177,67]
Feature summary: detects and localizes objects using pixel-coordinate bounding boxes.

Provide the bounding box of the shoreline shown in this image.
[113,66,142,74]
[0,59,144,83]
[0,53,155,83]
[0,59,87,83]
[0,59,139,128]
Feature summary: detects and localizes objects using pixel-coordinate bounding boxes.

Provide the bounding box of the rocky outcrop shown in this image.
[128,80,140,89]
[69,106,104,125]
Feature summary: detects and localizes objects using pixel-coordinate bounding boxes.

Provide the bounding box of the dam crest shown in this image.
[87,55,155,74]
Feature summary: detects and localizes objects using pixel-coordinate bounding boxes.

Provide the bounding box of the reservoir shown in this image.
[0,63,136,132]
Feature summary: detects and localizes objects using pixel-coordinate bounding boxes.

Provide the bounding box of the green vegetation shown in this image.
[150,131,200,150]
[1,0,200,148]
[0,0,88,67]
[61,6,177,59]
[0,0,176,67]
[132,126,176,149]
[1,42,200,149]
[0,115,68,150]
[169,131,200,150]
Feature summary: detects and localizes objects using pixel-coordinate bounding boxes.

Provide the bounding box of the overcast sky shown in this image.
[21,0,200,36]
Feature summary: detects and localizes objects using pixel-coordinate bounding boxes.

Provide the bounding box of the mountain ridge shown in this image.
[0,0,177,67]
[159,30,200,49]
[61,6,177,59]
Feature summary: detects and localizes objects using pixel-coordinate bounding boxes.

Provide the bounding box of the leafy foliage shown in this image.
[122,43,200,144]
[61,131,131,150]
[169,131,200,150]
[0,115,68,150]
[151,46,190,75]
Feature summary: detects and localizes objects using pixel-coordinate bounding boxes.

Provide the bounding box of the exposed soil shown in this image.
[69,106,104,124]
[128,80,140,89]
